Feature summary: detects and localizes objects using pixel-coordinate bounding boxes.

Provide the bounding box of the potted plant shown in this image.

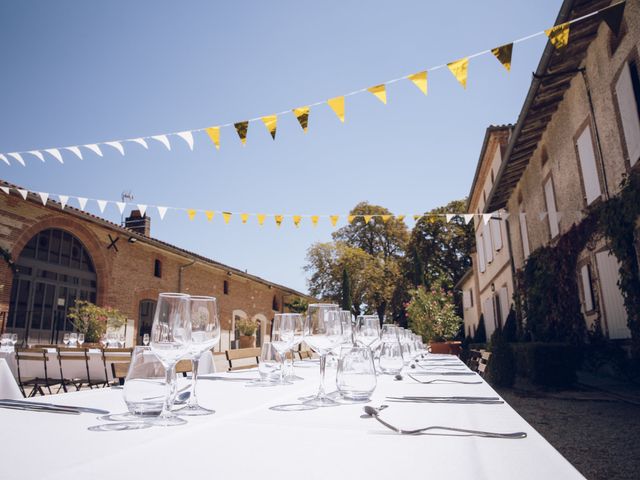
[406,285,462,355]
[236,318,258,348]
[67,300,127,344]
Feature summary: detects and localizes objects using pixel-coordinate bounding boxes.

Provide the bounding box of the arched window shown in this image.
[8,229,97,345]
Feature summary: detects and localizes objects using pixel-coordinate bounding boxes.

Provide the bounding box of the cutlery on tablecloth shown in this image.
[199,376,257,382]
[362,406,526,438]
[410,371,477,376]
[0,400,81,415]
[408,373,482,385]
[388,396,500,401]
[0,398,109,415]
[386,399,504,405]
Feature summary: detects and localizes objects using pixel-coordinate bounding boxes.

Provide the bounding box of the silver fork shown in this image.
[363,406,527,439]
[408,373,482,385]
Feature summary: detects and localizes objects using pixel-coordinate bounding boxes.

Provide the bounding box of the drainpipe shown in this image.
[178,258,196,293]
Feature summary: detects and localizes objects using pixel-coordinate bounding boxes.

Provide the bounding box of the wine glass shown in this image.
[178,296,220,416]
[142,333,150,346]
[77,333,85,347]
[285,314,305,382]
[271,314,297,385]
[355,315,380,348]
[62,333,70,346]
[149,292,192,427]
[10,333,18,349]
[303,304,342,407]
[248,342,281,387]
[69,332,78,347]
[379,325,403,375]
[118,334,125,348]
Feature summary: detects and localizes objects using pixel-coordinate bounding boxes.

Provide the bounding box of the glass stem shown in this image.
[317,353,327,398]
[162,365,175,417]
[289,348,296,377]
[188,356,200,408]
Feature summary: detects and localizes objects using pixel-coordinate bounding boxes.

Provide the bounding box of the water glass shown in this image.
[0,334,10,351]
[123,346,166,416]
[248,342,281,386]
[355,315,380,348]
[379,342,404,375]
[77,333,84,346]
[142,333,150,346]
[336,345,377,401]
[285,314,305,382]
[62,333,70,346]
[69,332,78,347]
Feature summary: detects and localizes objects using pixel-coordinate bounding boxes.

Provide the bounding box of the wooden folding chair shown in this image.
[225,347,261,371]
[15,347,63,397]
[175,359,192,377]
[478,350,492,378]
[111,362,130,386]
[101,348,133,386]
[56,347,92,392]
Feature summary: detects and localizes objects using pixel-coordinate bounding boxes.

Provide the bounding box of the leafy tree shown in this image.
[341,268,352,312]
[406,285,462,342]
[285,296,308,314]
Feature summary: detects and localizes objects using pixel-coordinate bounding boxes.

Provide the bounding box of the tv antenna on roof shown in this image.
[121,190,134,226]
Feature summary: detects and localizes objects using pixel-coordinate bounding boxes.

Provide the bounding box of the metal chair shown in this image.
[225,347,261,371]
[101,348,133,387]
[15,347,63,396]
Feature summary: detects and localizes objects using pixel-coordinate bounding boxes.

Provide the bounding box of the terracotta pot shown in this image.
[429,341,462,356]
[238,335,255,348]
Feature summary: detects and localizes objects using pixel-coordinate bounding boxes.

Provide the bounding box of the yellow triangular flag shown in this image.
[408,71,428,95]
[275,215,284,227]
[261,115,277,140]
[241,213,249,224]
[311,215,319,227]
[234,121,249,145]
[347,215,356,224]
[222,212,232,224]
[545,23,570,49]
[447,58,469,89]
[381,215,392,223]
[327,96,345,123]
[187,209,197,221]
[396,215,406,222]
[330,215,339,227]
[491,43,513,72]
[367,84,387,104]
[293,215,302,228]
[257,214,266,226]
[293,107,310,132]
[205,211,215,221]
[205,127,220,150]
[363,215,373,223]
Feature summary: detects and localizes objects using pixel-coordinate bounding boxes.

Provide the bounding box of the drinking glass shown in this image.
[303,304,342,407]
[355,315,380,348]
[340,310,354,345]
[10,334,18,349]
[118,334,125,348]
[179,296,220,416]
[142,333,150,346]
[285,314,305,382]
[336,345,377,401]
[149,292,192,427]
[248,342,281,386]
[271,314,297,385]
[0,334,10,351]
[69,332,78,347]
[62,333,70,346]
[106,332,118,347]
[379,325,403,375]
[77,333,84,346]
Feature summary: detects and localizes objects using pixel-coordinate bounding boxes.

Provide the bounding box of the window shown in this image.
[223,280,229,295]
[490,218,502,251]
[154,259,162,278]
[519,205,530,259]
[615,61,640,166]
[483,223,493,264]
[463,288,474,310]
[477,232,486,273]
[272,295,279,311]
[576,125,602,205]
[580,264,595,312]
[544,177,559,239]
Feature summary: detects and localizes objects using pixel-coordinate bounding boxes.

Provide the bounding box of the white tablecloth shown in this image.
[0,355,584,480]
[0,358,23,399]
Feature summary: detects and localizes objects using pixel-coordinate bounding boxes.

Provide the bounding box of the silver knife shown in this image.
[0,398,109,415]
[387,399,504,404]
[388,396,500,401]
[411,371,476,376]
[0,401,81,415]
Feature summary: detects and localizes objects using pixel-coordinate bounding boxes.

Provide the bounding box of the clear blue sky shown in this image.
[0,0,563,293]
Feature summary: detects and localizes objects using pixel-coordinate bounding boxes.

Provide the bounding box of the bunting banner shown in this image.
[0,1,625,167]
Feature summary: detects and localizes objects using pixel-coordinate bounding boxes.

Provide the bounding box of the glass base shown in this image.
[100,412,159,422]
[88,422,152,432]
[175,404,215,416]
[150,413,187,426]
[246,379,279,387]
[303,394,340,407]
[284,374,304,382]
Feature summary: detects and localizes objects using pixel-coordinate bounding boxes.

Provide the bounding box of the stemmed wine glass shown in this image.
[77,333,85,347]
[178,295,220,416]
[303,304,342,407]
[285,314,305,382]
[149,292,192,426]
[271,314,297,385]
[355,315,381,348]
[10,334,18,349]
[142,333,150,346]
[62,333,70,346]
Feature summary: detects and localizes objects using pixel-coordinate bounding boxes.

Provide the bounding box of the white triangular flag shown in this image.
[538,212,548,221]
[17,189,28,200]
[29,150,45,162]
[97,200,107,213]
[152,135,171,151]
[445,214,455,223]
[0,154,9,166]
[1,186,10,194]
[58,195,69,209]
[482,214,492,225]
[131,138,148,149]
[37,192,49,205]
[65,146,83,160]
[45,148,64,164]
[157,206,168,220]
[85,144,103,157]
[137,204,147,216]
[77,197,88,211]
[105,141,125,155]
[9,153,25,166]
[463,214,474,225]
[116,202,126,214]
[176,131,194,151]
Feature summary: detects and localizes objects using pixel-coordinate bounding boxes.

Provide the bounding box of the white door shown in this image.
[595,250,631,339]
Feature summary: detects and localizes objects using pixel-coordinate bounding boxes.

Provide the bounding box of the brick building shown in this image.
[0,178,312,348]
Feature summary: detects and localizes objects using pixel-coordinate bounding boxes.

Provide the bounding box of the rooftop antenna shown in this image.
[121,190,134,226]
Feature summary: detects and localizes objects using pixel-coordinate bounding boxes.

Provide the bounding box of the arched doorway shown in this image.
[138,299,157,344]
[7,228,97,345]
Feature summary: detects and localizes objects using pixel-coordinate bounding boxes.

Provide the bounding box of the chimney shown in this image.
[124,210,151,236]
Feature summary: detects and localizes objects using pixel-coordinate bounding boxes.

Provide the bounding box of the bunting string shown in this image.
[0,2,625,167]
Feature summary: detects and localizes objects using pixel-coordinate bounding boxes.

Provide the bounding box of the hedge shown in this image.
[510,342,582,387]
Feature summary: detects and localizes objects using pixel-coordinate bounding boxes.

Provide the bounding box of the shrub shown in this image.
[473,314,487,344]
[502,308,517,343]
[486,334,515,387]
[236,318,258,336]
[406,285,461,342]
[511,342,581,387]
[67,301,126,343]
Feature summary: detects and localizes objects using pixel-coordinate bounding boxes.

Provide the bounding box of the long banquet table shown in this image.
[0,354,584,480]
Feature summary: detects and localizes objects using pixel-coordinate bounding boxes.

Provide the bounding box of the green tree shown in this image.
[341,267,352,312]
[406,285,462,342]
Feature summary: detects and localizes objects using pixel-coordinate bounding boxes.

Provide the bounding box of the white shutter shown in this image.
[519,210,530,259]
[477,232,486,273]
[499,287,510,321]
[596,251,631,339]
[491,218,503,251]
[483,224,493,264]
[615,63,640,166]
[544,178,559,238]
[483,297,495,332]
[463,290,471,310]
[576,126,602,204]
[580,264,594,312]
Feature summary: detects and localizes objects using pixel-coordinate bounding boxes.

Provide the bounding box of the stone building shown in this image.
[463,0,639,340]
[0,178,311,348]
